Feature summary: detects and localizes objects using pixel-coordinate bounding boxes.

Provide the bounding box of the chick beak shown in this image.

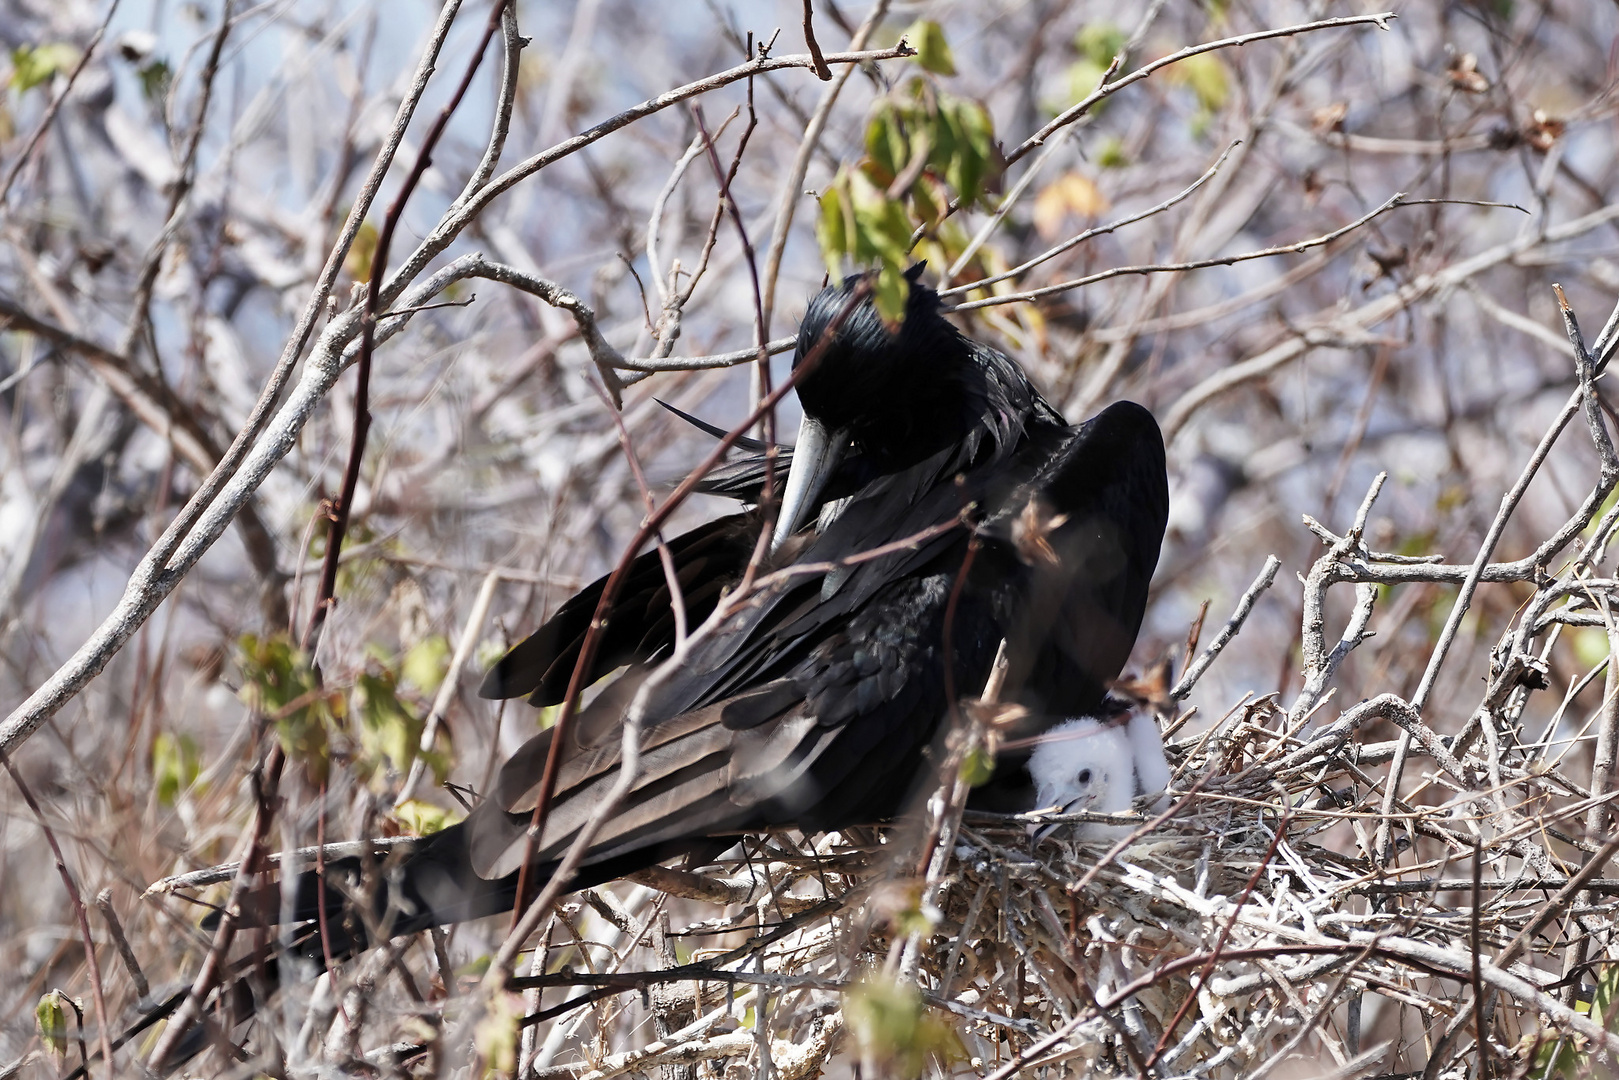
[1033,796,1090,845]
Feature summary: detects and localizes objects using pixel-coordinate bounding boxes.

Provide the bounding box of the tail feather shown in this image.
[206,822,737,955]
[210,823,518,950]
[143,826,730,1075]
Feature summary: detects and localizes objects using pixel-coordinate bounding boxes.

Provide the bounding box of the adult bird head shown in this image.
[774,266,986,551]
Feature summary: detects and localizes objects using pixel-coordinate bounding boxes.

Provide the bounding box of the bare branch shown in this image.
[1007,13,1396,166]
[1171,554,1281,701]
[950,191,1411,313]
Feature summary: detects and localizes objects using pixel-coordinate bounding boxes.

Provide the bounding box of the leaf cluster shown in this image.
[815,23,1002,322]
[234,633,452,798]
[1534,962,1619,1077]
[8,42,78,93]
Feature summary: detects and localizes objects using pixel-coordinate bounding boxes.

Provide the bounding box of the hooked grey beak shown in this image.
[771,414,846,553]
[1032,797,1087,845]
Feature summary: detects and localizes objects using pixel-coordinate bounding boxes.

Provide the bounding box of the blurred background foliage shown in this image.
[2,0,1619,1074]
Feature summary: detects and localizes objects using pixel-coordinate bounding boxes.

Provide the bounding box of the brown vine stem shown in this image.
[145,743,285,1071]
[0,751,116,1078]
[305,0,513,649]
[801,0,831,80]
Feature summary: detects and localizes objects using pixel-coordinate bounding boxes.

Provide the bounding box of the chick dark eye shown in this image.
[1077,768,1093,784]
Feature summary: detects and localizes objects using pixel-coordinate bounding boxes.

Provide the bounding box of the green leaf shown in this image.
[394,798,463,836]
[847,977,963,1078]
[10,43,78,93]
[1056,23,1127,118]
[1096,134,1130,168]
[872,264,910,327]
[356,671,424,779]
[914,218,975,282]
[136,58,171,103]
[402,634,452,696]
[903,19,956,76]
[821,82,1001,323]
[864,101,904,184]
[345,219,379,283]
[1173,52,1231,113]
[237,633,339,783]
[1538,963,1619,1076]
[1532,1029,1580,1078]
[940,98,996,206]
[952,98,996,163]
[1592,961,1619,1029]
[815,175,853,275]
[959,746,996,787]
[152,732,202,807]
[1062,59,1111,113]
[847,169,913,264]
[35,990,72,1060]
[475,637,508,673]
[874,879,936,938]
[474,990,522,1077]
[458,954,494,978]
[909,174,942,227]
[1075,23,1127,67]
[1573,627,1612,671]
[237,633,311,714]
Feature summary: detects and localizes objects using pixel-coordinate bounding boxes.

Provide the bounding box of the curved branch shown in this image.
[0,34,909,758]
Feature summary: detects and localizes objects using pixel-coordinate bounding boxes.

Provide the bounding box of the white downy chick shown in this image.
[1027,717,1136,842]
[1027,708,1172,842]
[1126,709,1172,810]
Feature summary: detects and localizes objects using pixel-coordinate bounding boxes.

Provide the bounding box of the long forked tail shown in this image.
[216,822,520,951]
[104,823,728,1076]
[76,824,518,1079]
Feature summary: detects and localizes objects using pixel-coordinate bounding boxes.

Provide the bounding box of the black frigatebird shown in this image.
[243,271,1171,948]
[188,272,1169,1007]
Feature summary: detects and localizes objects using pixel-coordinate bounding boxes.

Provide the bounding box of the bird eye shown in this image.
[1077,768,1092,784]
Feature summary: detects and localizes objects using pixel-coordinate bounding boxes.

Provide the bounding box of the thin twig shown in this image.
[306,0,513,648]
[801,0,831,80]
[1377,291,1619,866]
[93,889,149,1001]
[950,192,1411,313]
[1171,555,1281,701]
[942,141,1241,297]
[146,744,285,1071]
[0,752,116,1078]
[0,0,122,212]
[1006,13,1396,166]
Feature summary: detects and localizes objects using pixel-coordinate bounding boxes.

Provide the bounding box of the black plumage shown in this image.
[248,272,1169,949]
